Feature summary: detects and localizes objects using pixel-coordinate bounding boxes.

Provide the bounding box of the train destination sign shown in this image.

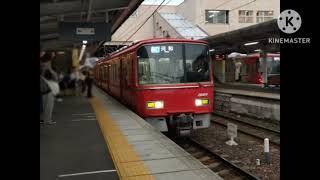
[151,45,174,53]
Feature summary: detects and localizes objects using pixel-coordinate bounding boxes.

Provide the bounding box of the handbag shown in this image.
[40,76,51,95]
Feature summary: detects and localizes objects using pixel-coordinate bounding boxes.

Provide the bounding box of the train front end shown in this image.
[135,40,214,136]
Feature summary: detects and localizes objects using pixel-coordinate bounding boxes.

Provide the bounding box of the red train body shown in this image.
[238,53,280,85]
[94,38,214,135]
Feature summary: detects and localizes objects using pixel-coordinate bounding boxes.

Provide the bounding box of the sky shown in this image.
[142,0,184,6]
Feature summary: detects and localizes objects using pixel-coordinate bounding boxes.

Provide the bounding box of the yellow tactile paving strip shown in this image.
[90,97,155,180]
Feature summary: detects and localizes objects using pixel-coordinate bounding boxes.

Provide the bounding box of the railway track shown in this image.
[211,112,280,146]
[174,138,261,180]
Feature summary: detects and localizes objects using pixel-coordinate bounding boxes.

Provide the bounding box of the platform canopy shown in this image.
[40,0,144,51]
[202,19,280,55]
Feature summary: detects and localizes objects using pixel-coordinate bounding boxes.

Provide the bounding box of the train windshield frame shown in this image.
[137,43,211,85]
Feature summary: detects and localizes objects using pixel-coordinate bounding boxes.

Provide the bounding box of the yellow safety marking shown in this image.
[90,97,155,180]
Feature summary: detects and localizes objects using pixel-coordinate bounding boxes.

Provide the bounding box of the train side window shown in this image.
[104,66,108,82]
[126,59,131,85]
[115,64,117,81]
[138,58,152,84]
[252,61,256,73]
[112,64,116,82]
[241,63,247,75]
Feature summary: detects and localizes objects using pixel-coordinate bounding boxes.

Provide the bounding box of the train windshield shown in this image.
[137,43,210,85]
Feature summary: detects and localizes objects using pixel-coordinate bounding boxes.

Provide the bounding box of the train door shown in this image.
[121,54,133,106]
[246,58,256,84]
[101,65,106,89]
[119,57,124,100]
[106,63,110,91]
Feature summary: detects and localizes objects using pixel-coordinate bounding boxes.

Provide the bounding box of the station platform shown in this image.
[40,86,223,180]
[40,96,118,180]
[215,86,280,100]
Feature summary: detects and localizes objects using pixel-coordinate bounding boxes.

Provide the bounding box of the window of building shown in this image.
[205,10,229,24]
[239,10,253,23]
[256,11,274,23]
[112,64,117,81]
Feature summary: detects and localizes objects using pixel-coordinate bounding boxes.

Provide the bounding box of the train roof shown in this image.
[230,53,280,60]
[248,53,280,58]
[97,38,208,64]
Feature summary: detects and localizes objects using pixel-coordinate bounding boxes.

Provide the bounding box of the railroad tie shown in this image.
[230,177,245,180]
[191,151,204,158]
[207,162,220,169]
[186,147,197,152]
[217,169,230,176]
[199,156,211,162]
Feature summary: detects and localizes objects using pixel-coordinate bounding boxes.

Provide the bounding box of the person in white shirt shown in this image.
[42,70,60,125]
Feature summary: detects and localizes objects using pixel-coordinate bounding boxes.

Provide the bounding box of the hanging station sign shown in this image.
[58,22,111,42]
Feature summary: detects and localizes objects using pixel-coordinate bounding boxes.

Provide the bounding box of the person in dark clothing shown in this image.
[85,70,94,98]
[62,73,71,96]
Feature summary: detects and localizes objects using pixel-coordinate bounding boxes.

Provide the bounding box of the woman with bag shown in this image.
[42,70,60,125]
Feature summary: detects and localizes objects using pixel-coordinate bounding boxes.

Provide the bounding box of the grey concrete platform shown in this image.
[40,96,118,180]
[93,86,223,180]
[216,87,280,100]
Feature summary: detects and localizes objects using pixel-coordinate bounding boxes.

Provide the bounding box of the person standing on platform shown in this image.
[85,70,94,98]
[79,71,86,95]
[40,74,51,124]
[42,70,60,125]
[69,68,77,96]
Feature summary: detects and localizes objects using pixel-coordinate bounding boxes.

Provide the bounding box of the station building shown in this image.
[112,0,280,41]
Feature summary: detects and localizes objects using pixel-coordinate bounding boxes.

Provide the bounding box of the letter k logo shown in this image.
[277,9,301,34]
[286,16,294,27]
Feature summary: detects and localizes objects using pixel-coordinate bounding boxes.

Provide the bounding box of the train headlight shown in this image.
[195,99,209,106]
[147,101,164,109]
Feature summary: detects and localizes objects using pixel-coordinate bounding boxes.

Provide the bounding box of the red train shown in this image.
[236,53,280,86]
[94,38,214,136]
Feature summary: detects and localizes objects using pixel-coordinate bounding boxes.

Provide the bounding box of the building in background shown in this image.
[112,0,280,41]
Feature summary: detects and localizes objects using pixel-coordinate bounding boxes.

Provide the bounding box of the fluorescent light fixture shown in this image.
[244,41,259,46]
[254,49,261,52]
[79,44,87,61]
[82,40,88,44]
[209,49,215,52]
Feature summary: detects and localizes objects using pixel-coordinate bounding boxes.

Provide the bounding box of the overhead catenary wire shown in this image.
[115,0,159,40]
[121,0,166,45]
[117,0,259,44]
[116,0,173,41]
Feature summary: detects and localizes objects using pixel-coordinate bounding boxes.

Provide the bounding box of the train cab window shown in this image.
[185,44,210,82]
[137,43,210,85]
